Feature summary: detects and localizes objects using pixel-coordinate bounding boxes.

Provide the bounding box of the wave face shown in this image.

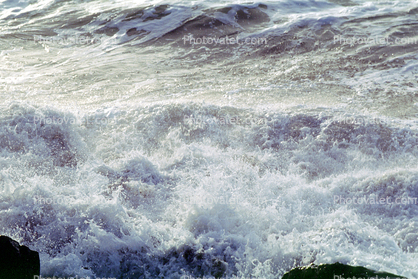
[1,0,418,278]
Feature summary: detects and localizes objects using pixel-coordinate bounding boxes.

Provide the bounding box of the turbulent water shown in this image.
[1,0,418,278]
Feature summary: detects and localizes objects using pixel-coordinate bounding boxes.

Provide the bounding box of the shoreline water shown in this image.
[1,0,418,277]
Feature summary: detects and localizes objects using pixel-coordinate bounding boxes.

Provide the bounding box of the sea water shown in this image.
[1,0,418,278]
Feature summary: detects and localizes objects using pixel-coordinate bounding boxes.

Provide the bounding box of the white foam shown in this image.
[1,0,418,277]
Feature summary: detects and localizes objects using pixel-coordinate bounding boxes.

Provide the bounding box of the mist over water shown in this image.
[1,0,418,278]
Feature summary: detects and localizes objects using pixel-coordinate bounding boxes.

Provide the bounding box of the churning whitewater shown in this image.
[1,0,418,278]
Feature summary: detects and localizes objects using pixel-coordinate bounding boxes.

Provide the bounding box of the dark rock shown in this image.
[0,235,40,279]
[282,262,406,279]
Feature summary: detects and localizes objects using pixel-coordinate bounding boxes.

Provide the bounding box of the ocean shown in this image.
[1,0,418,278]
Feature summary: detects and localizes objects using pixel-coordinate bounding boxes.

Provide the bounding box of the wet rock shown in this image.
[0,235,40,279]
[282,262,406,279]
